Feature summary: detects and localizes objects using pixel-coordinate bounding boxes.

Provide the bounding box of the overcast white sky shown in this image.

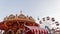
[0,0,60,23]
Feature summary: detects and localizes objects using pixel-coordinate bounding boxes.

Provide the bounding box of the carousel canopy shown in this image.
[4,11,35,22]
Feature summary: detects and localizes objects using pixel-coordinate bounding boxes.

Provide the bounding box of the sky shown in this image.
[0,0,60,23]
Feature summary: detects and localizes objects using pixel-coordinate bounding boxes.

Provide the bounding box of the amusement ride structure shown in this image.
[0,11,60,34]
[0,11,48,34]
[39,16,60,34]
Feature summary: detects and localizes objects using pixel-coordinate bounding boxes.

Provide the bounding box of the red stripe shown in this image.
[31,29,34,33]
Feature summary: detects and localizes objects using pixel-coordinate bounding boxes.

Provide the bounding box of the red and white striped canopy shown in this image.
[25,26,48,34]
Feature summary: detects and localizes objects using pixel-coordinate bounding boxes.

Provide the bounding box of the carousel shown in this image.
[0,11,48,34]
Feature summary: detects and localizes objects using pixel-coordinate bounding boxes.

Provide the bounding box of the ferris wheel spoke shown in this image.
[39,16,60,30]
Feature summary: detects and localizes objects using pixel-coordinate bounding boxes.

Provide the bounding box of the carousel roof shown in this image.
[4,11,35,22]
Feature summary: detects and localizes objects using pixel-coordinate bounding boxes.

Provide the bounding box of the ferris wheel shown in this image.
[39,16,60,30]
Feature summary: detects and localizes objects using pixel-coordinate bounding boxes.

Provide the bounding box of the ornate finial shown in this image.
[20,11,22,14]
[16,14,18,16]
[27,15,28,17]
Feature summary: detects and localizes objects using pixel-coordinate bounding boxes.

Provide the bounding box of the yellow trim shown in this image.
[4,22,8,28]
[17,21,20,26]
[6,29,14,34]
